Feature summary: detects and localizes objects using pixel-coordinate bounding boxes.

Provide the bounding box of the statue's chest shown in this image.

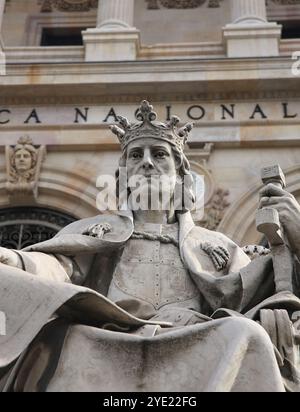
[107,223,199,310]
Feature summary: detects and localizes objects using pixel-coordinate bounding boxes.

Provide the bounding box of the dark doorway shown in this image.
[280,21,300,39]
[41,27,86,46]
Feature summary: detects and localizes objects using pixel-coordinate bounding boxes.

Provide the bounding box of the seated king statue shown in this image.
[0,101,300,392]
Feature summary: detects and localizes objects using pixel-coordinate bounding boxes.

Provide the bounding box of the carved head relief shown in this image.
[6,136,46,199]
[14,148,34,173]
[10,136,38,182]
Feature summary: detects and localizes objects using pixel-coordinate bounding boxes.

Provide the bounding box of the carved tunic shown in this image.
[107,222,201,312]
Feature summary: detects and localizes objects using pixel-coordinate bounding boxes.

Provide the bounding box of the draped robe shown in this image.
[0,211,299,392]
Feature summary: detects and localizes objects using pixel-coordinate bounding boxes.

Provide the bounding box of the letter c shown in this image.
[0,109,11,124]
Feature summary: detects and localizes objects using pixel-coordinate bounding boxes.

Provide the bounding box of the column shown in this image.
[231,0,267,24]
[82,0,140,62]
[223,0,282,58]
[96,0,134,29]
[0,0,5,28]
[0,0,6,75]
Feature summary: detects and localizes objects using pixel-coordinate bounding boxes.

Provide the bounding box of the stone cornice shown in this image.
[1,56,298,80]
[2,90,300,106]
[0,56,299,102]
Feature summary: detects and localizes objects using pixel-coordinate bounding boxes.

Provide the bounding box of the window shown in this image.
[281,21,300,39]
[25,13,95,46]
[0,207,76,249]
[41,27,85,46]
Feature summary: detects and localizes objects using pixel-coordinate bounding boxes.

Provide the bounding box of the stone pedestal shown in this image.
[82,0,140,62]
[82,29,140,62]
[223,0,282,58]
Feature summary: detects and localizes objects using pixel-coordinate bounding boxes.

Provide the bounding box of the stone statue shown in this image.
[0,101,300,392]
[5,136,46,199]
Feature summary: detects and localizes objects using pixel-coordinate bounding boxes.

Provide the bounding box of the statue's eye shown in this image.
[131,152,142,159]
[155,151,167,159]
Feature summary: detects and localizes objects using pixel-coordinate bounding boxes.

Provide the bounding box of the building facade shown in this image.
[0,0,300,248]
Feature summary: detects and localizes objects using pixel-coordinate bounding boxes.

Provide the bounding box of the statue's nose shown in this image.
[142,152,154,170]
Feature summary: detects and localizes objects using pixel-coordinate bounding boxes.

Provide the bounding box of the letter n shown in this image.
[74,108,89,123]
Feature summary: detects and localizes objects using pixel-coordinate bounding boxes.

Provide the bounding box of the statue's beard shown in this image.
[127,176,177,212]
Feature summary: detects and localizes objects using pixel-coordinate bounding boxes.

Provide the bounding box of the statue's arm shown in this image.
[259,183,300,260]
[0,247,90,284]
[0,247,23,270]
[218,184,300,310]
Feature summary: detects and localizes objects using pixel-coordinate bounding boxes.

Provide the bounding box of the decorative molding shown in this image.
[2,90,300,106]
[187,146,231,230]
[187,143,214,167]
[268,0,300,5]
[0,161,100,219]
[38,0,98,13]
[5,136,46,200]
[201,188,230,231]
[267,1,300,23]
[146,0,223,9]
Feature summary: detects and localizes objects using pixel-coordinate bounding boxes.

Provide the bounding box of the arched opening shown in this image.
[0,207,76,249]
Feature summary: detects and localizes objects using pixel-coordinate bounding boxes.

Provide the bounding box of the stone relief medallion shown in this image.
[39,0,98,13]
[5,136,46,200]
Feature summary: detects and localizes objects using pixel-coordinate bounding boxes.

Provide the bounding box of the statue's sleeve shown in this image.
[15,251,73,283]
[231,245,275,312]
[183,229,275,314]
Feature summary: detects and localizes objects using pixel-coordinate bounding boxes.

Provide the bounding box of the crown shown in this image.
[110,100,193,153]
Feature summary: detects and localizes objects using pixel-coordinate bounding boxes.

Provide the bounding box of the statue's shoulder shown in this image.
[56,213,133,237]
[24,212,133,254]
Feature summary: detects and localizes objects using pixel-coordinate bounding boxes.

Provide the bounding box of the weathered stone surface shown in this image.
[0,102,299,392]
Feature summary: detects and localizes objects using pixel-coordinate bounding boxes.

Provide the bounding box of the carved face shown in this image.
[125,137,180,209]
[14,148,33,173]
[126,137,179,178]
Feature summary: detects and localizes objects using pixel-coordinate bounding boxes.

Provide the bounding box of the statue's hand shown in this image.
[259,183,300,258]
[0,247,22,269]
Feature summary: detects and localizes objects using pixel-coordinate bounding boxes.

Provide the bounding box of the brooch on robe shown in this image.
[83,223,112,239]
[200,242,230,271]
